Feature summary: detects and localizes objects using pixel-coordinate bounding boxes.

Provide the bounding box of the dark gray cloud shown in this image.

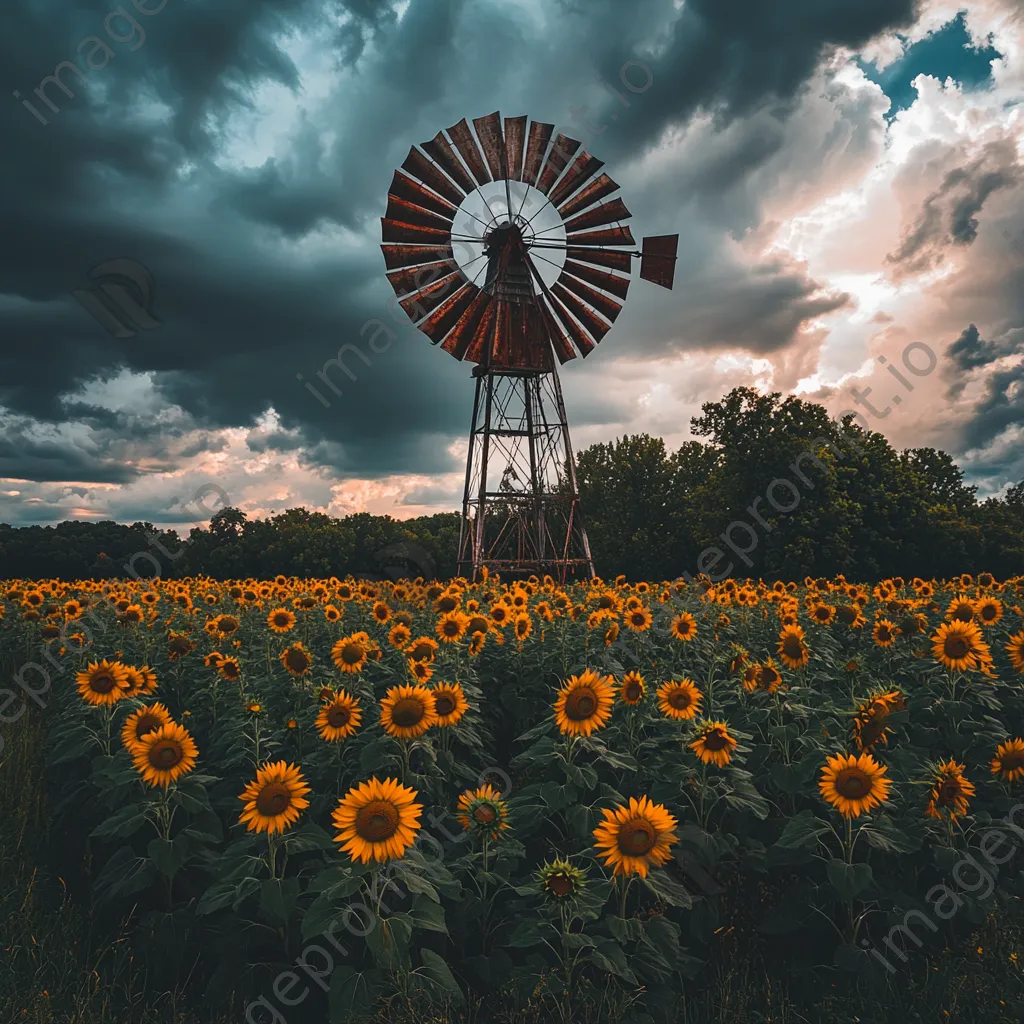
[944,323,1018,399]
[0,0,984,525]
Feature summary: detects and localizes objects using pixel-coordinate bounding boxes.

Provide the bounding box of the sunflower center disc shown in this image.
[946,638,969,658]
[327,706,350,728]
[619,820,656,856]
[136,717,160,739]
[435,695,455,716]
[392,698,424,728]
[953,607,974,622]
[625,684,642,702]
[703,731,728,751]
[342,644,364,664]
[669,691,690,709]
[939,781,960,802]
[357,801,400,841]
[152,742,181,769]
[473,804,497,824]
[783,637,802,657]
[566,688,597,720]
[548,874,572,897]
[838,771,867,797]
[257,783,292,816]
[92,673,116,694]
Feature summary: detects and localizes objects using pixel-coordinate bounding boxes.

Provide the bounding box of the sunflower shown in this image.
[931,620,987,672]
[238,761,311,835]
[538,857,586,900]
[834,604,866,629]
[624,606,652,633]
[872,619,897,647]
[819,751,891,818]
[975,596,1003,626]
[331,634,369,674]
[777,624,809,669]
[852,690,904,752]
[75,659,130,706]
[380,684,437,740]
[372,601,392,624]
[457,784,510,840]
[657,678,703,721]
[755,658,784,693]
[214,613,240,636]
[120,702,173,753]
[619,671,646,705]
[316,690,363,742]
[689,720,738,766]
[990,738,1024,783]
[436,611,469,644]
[280,642,313,677]
[592,795,679,878]
[553,669,615,737]
[119,604,144,624]
[267,608,296,633]
[925,759,975,820]
[204,651,224,669]
[388,623,412,650]
[1005,631,1024,673]
[406,636,438,663]
[669,612,697,642]
[945,594,976,623]
[131,722,198,788]
[431,682,468,727]
[332,777,422,864]
[513,613,533,642]
[218,656,241,681]
[408,659,433,683]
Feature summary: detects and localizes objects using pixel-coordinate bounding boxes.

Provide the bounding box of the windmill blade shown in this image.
[562,197,631,235]
[384,196,454,233]
[388,170,458,220]
[446,118,491,187]
[556,271,623,323]
[381,243,453,270]
[537,296,578,363]
[521,121,554,186]
[565,245,632,272]
[552,281,612,343]
[566,225,636,247]
[401,148,465,206]
[548,152,604,209]
[441,288,492,360]
[463,298,497,363]
[473,111,506,181]
[386,258,463,297]
[416,282,479,343]
[504,115,527,181]
[422,132,477,194]
[400,270,470,321]
[562,259,630,300]
[536,133,581,195]
[381,219,451,245]
[640,234,679,289]
[542,290,596,357]
[558,173,621,221]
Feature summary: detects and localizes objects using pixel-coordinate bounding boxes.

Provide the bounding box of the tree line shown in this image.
[1,388,1021,582]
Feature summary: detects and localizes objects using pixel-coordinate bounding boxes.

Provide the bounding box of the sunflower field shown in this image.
[3,571,1024,1023]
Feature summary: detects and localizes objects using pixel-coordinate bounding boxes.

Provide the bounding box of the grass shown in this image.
[2,702,1022,1023]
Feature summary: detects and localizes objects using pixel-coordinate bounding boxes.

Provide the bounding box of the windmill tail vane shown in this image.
[381,111,678,582]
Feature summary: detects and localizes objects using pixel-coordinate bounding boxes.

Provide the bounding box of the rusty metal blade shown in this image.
[640,234,679,289]
[381,219,452,245]
[464,298,497,363]
[386,258,462,297]
[473,111,506,181]
[557,173,620,221]
[536,133,581,195]
[385,196,453,233]
[557,271,623,322]
[418,282,477,343]
[389,170,457,220]
[538,297,577,363]
[504,115,527,180]
[446,118,491,186]
[521,121,554,186]
[400,149,465,205]
[565,246,633,272]
[544,289,596,356]
[562,197,631,235]
[548,152,604,209]
[566,225,636,247]
[552,281,611,342]
[441,288,491,360]
[381,243,453,270]
[562,259,630,300]
[422,132,477,194]
[399,270,467,321]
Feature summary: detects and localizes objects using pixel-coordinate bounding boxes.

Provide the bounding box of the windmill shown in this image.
[381,112,678,582]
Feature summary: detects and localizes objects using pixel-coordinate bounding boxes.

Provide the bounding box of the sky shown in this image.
[1,0,1022,533]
